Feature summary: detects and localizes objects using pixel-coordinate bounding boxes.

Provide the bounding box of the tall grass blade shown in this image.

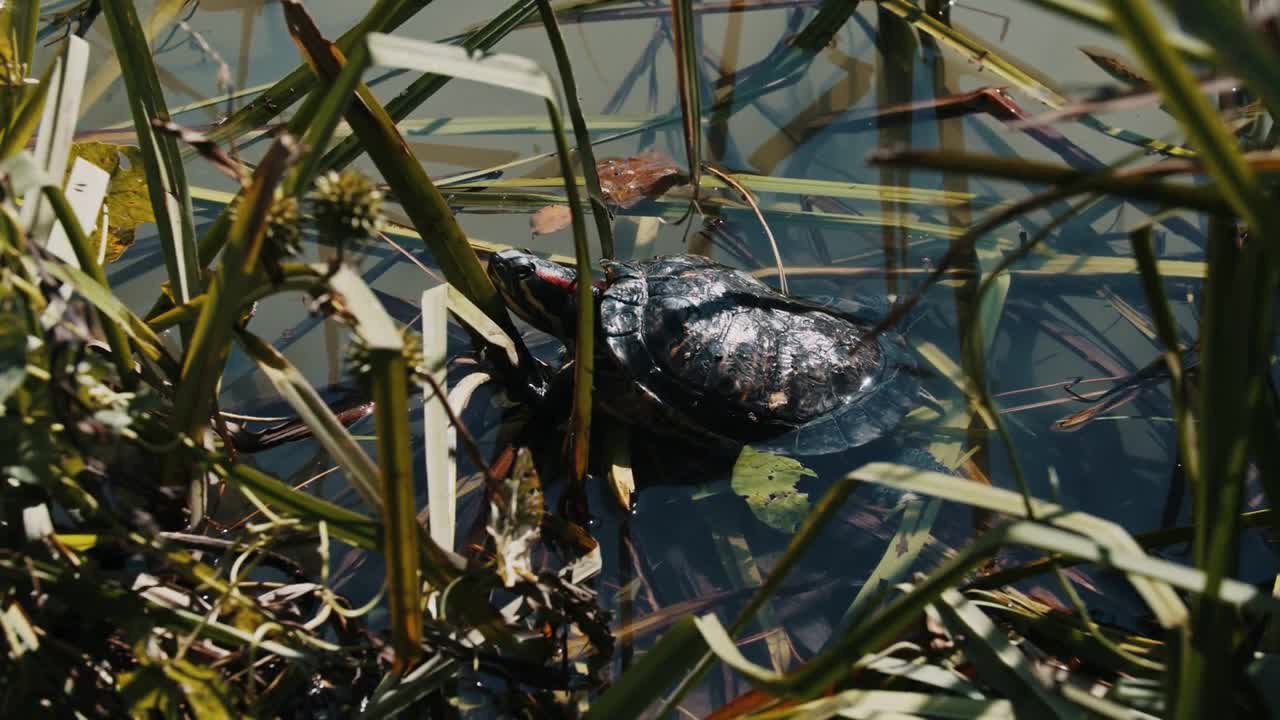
[670,0,702,198]
[1100,3,1280,713]
[281,5,508,331]
[41,184,136,386]
[164,136,299,509]
[235,328,383,513]
[325,264,423,670]
[536,0,615,257]
[421,284,456,551]
[358,32,595,480]
[0,60,51,162]
[100,3,201,313]
[21,37,88,246]
[1130,226,1200,495]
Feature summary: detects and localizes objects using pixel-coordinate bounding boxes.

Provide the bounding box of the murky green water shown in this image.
[81,1,1268,711]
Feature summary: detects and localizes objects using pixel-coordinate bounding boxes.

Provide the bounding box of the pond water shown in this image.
[77,0,1275,712]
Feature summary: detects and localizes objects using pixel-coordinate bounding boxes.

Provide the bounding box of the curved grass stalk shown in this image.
[702,164,787,293]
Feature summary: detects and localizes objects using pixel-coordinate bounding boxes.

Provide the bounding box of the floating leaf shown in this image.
[597,151,685,208]
[530,203,572,235]
[730,447,815,533]
[66,142,156,264]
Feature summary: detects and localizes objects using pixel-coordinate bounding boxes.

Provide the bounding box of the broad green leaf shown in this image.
[730,447,815,533]
[67,142,156,264]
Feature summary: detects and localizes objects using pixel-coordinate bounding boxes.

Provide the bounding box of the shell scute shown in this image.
[598,254,919,453]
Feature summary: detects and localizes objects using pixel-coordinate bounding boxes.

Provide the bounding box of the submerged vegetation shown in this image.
[2,0,1280,717]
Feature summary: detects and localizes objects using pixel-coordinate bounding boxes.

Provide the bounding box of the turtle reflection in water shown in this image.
[487,249,922,456]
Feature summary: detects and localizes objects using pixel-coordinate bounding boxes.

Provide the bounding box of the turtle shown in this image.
[487,249,921,455]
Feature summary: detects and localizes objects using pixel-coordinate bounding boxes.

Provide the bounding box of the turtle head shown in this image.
[488,249,591,338]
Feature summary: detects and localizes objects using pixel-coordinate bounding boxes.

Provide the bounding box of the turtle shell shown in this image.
[597,255,919,455]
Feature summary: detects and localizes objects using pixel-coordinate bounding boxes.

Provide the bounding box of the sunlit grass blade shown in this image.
[326,264,423,671]
[746,690,1014,719]
[20,37,88,246]
[1100,3,1280,713]
[583,617,707,720]
[710,527,792,672]
[658,457,884,713]
[235,328,383,512]
[536,0,614,257]
[282,4,509,331]
[933,589,1073,717]
[852,462,1187,628]
[670,0,702,198]
[421,284,455,551]
[841,497,941,628]
[357,31,595,481]
[0,61,51,162]
[100,3,201,316]
[39,251,174,374]
[41,185,135,386]
[164,136,299,507]
[220,462,382,552]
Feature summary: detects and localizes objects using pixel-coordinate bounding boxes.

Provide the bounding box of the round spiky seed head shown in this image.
[311,169,386,244]
[345,328,427,394]
[344,332,376,394]
[230,189,302,259]
[402,330,430,386]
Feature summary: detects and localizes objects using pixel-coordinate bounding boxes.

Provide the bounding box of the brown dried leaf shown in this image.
[530,203,572,235]
[596,151,684,208]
